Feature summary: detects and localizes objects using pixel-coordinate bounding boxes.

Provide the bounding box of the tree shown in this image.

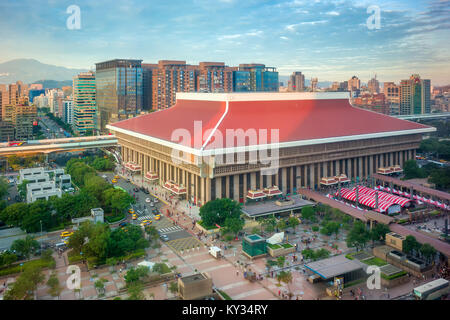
[223,217,244,236]
[11,236,40,260]
[145,226,159,243]
[402,235,421,256]
[0,177,9,199]
[314,248,330,260]
[403,160,426,179]
[0,202,28,227]
[428,167,450,191]
[127,282,145,300]
[102,188,134,216]
[369,223,390,247]
[276,256,286,268]
[346,221,369,251]
[169,281,178,295]
[288,217,300,233]
[21,200,53,233]
[278,270,293,296]
[0,251,17,268]
[47,272,62,299]
[94,278,108,295]
[301,206,316,223]
[125,266,149,285]
[83,175,112,203]
[3,265,45,300]
[320,221,340,237]
[199,198,242,228]
[277,219,288,231]
[17,180,30,199]
[419,243,436,263]
[261,217,277,233]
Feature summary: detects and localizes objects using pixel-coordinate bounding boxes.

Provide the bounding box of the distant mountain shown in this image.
[32,80,74,89]
[0,59,87,84]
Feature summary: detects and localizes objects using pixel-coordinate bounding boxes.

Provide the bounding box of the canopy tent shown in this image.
[144,171,159,181]
[389,165,403,173]
[266,232,284,245]
[124,162,142,172]
[263,186,283,196]
[336,187,403,213]
[246,190,267,200]
[356,186,412,207]
[137,261,155,270]
[320,177,338,186]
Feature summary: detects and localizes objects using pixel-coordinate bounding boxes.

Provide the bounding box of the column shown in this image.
[225,175,230,198]
[216,177,222,199]
[347,159,352,179]
[358,157,363,179]
[281,167,287,193]
[309,164,315,189]
[205,178,211,203]
[233,175,239,202]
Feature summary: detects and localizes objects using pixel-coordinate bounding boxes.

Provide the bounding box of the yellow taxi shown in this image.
[60,231,71,238]
[140,220,152,227]
[154,215,161,221]
[63,239,69,245]
[132,214,137,220]
[114,175,120,179]
[128,208,135,214]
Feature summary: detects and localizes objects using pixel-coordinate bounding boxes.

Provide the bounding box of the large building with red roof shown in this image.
[106,92,435,206]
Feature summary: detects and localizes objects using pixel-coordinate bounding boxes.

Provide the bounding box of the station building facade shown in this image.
[107,92,435,206]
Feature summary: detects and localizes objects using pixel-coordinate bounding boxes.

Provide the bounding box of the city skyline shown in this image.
[0,0,449,85]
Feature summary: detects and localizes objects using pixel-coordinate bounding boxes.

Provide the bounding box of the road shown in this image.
[101,171,192,241]
[38,115,66,139]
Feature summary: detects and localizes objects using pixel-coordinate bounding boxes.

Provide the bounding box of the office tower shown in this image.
[348,76,360,91]
[288,72,305,92]
[63,100,74,124]
[234,64,278,92]
[95,59,143,131]
[368,75,380,94]
[311,78,318,92]
[400,74,431,115]
[73,71,96,134]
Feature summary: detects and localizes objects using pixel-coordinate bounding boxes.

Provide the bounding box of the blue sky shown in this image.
[0,0,449,85]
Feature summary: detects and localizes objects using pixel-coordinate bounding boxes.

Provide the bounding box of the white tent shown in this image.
[137,261,155,270]
[266,232,284,245]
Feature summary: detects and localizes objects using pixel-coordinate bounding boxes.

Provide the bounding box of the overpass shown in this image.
[393,112,450,121]
[0,135,118,156]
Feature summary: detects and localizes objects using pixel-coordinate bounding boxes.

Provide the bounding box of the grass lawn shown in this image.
[282,243,294,249]
[0,257,56,276]
[361,257,388,267]
[267,243,282,249]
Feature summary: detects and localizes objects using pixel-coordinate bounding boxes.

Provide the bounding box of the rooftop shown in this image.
[305,254,364,280]
[108,92,434,156]
[242,195,315,218]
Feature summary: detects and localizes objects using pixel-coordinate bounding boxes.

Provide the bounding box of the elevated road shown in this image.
[393,112,450,121]
[0,135,118,156]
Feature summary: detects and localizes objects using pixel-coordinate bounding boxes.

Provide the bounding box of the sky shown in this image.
[0,0,449,85]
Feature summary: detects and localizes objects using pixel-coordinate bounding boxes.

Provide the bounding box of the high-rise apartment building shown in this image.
[400,74,431,115]
[73,71,96,134]
[368,75,380,94]
[348,76,360,91]
[95,59,143,131]
[197,62,234,93]
[13,102,37,140]
[310,78,318,92]
[142,63,158,110]
[63,99,74,124]
[288,72,305,92]
[383,82,400,115]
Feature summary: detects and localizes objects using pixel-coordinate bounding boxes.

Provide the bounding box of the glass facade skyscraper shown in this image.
[73,71,96,134]
[233,64,278,92]
[95,59,143,131]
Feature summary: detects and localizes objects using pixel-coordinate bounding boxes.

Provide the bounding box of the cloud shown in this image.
[280,36,289,40]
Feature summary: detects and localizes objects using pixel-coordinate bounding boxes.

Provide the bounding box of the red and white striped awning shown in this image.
[247,190,267,200]
[263,186,282,196]
[144,171,158,181]
[390,165,403,173]
[320,177,338,186]
[357,186,412,207]
[124,162,142,172]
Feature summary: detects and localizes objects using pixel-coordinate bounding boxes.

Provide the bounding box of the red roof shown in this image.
[108,94,433,152]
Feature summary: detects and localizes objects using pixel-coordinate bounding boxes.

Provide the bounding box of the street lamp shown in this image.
[40,220,43,236]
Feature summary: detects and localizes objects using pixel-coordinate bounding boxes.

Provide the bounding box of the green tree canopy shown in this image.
[402,235,421,255]
[301,206,316,223]
[199,198,242,228]
[11,236,40,260]
[3,265,45,300]
[346,221,369,251]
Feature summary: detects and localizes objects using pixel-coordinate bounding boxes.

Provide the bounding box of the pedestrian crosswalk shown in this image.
[157,226,184,234]
[136,215,153,223]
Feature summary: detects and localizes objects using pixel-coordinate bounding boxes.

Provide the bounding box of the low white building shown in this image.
[19,167,46,184]
[26,181,62,203]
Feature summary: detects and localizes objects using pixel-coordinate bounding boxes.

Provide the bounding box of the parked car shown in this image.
[145,198,151,203]
[160,234,169,242]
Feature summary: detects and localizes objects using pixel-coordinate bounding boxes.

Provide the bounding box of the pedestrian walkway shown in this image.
[166,237,204,253]
[136,215,153,223]
[157,226,184,234]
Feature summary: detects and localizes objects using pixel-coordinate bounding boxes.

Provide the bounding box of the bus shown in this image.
[413,278,449,300]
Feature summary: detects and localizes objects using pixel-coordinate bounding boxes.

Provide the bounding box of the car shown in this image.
[126,178,131,183]
[114,175,120,179]
[160,234,169,242]
[153,198,159,203]
[119,222,128,228]
[145,198,151,203]
[150,202,154,207]
[128,208,135,214]
[60,231,71,238]
[102,175,107,179]
[140,220,152,227]
[132,214,137,220]
[143,189,149,194]
[111,179,117,183]
[133,187,139,192]
[154,215,161,221]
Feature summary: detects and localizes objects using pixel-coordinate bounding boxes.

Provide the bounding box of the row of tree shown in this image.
[403,160,450,190]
